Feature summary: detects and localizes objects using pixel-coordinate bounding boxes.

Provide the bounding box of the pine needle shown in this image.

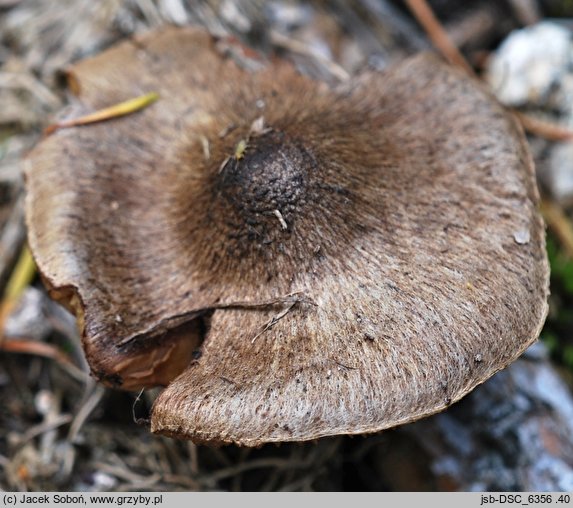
[0,245,36,335]
[45,92,159,135]
[404,0,475,76]
[4,245,36,302]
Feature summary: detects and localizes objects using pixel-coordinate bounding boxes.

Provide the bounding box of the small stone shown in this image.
[486,22,572,107]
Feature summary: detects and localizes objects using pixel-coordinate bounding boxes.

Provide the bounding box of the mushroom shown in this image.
[25,27,549,446]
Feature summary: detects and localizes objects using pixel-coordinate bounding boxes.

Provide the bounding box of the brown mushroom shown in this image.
[25,27,549,446]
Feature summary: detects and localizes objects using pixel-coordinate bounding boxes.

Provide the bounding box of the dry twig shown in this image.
[0,339,86,383]
[514,111,573,142]
[403,0,474,75]
[269,30,350,82]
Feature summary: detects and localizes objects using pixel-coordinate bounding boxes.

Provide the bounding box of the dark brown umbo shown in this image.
[25,27,549,446]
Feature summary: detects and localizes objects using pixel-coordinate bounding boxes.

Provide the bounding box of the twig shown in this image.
[0,339,86,383]
[18,414,73,445]
[404,0,475,76]
[68,384,105,442]
[269,30,350,82]
[64,385,105,479]
[513,111,573,142]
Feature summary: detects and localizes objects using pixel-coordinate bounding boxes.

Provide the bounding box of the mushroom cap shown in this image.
[25,27,549,445]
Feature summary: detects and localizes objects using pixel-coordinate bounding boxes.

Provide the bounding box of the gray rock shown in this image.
[486,22,572,107]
